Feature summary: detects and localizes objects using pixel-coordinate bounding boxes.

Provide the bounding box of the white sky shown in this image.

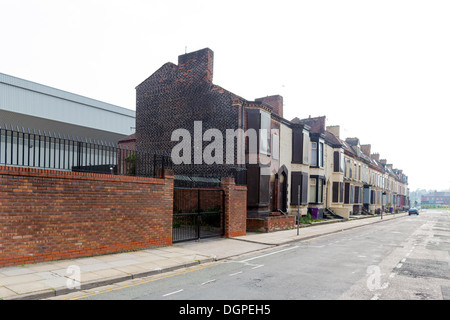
[1,0,449,191]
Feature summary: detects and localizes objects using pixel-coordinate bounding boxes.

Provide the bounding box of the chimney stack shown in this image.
[255,95,284,117]
[361,144,371,157]
[178,48,214,83]
[326,125,340,138]
[371,153,380,161]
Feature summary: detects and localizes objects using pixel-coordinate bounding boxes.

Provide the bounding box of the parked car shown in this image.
[409,207,419,215]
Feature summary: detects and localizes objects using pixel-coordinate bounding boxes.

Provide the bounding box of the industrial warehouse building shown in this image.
[0,72,136,173]
[0,72,135,142]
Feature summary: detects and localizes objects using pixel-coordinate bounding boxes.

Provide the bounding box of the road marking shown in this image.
[240,246,299,263]
[229,271,243,277]
[65,263,213,300]
[163,289,184,297]
[251,265,264,270]
[201,279,216,286]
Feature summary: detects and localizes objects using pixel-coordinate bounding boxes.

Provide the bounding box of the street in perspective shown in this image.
[45,209,450,301]
[2,2,450,310]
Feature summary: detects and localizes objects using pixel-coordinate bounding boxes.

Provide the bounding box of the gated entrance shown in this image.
[172,187,225,243]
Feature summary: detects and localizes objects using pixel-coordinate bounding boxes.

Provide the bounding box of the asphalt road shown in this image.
[54,209,450,301]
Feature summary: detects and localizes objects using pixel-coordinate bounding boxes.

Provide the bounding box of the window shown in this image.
[354,186,360,204]
[348,160,352,178]
[272,131,279,160]
[344,158,348,177]
[292,128,310,165]
[310,178,316,203]
[311,142,317,167]
[344,182,351,204]
[309,176,325,203]
[333,151,340,172]
[291,172,308,205]
[303,133,310,164]
[319,142,324,167]
[260,111,271,155]
[333,182,339,202]
[310,140,324,168]
[318,179,323,203]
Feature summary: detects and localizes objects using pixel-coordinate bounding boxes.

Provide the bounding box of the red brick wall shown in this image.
[221,178,247,238]
[0,166,174,267]
[247,215,296,233]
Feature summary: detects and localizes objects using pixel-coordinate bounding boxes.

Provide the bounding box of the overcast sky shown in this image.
[1,0,449,191]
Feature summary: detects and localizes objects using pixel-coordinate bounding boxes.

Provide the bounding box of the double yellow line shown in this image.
[64,263,214,300]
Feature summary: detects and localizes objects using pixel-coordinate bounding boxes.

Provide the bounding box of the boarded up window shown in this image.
[291,172,308,205]
[301,172,308,204]
[371,190,376,204]
[246,166,260,206]
[292,129,304,163]
[333,151,340,172]
[291,172,302,205]
[344,182,350,204]
[333,182,339,203]
[246,109,260,153]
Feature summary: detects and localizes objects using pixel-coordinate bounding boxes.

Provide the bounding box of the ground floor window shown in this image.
[309,175,325,204]
[332,181,344,203]
[291,171,308,205]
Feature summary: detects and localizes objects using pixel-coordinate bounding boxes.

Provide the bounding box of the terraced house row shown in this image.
[278,115,409,221]
[136,47,409,228]
[0,47,411,268]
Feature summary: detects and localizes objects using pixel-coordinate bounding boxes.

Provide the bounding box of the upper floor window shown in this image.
[333,151,344,173]
[247,109,271,156]
[319,142,324,167]
[259,111,271,155]
[311,140,324,168]
[272,130,279,160]
[292,127,310,165]
[311,142,317,166]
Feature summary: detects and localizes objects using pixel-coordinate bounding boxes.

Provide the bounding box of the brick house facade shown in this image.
[135,47,409,224]
[136,48,245,180]
[136,48,290,220]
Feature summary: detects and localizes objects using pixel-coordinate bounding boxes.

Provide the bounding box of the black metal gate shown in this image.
[172,187,225,243]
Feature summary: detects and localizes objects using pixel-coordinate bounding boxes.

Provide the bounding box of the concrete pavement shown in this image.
[0,212,408,300]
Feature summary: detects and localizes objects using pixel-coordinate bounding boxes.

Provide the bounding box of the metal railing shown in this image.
[0,125,172,178]
[172,188,225,242]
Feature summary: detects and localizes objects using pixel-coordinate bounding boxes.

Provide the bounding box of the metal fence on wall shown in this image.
[0,125,172,178]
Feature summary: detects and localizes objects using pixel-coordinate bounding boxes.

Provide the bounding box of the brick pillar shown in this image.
[163,169,175,245]
[221,177,247,238]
